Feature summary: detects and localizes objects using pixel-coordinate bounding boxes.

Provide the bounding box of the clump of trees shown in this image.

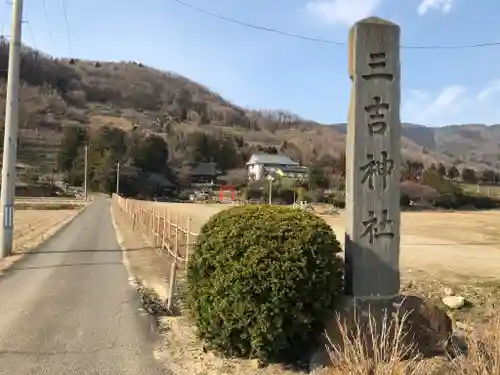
[57,125,172,196]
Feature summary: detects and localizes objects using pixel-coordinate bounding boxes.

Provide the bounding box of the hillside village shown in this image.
[0,42,498,210]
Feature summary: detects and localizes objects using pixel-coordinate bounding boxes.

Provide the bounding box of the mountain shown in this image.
[331,122,500,171]
[0,42,498,176]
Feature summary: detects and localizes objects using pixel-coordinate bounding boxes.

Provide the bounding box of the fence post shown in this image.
[168,209,171,239]
[151,209,155,241]
[157,210,161,245]
[185,216,191,265]
[174,212,179,257]
[148,209,152,240]
[167,212,180,312]
[148,209,152,238]
[153,209,157,243]
[162,209,166,249]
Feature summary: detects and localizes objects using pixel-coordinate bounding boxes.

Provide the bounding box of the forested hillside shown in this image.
[0,42,498,192]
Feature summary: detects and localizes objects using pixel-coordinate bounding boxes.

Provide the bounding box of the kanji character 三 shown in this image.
[361,52,394,82]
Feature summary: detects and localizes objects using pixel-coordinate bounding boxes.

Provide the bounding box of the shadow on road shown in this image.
[0,345,117,356]
[23,247,154,254]
[8,262,124,271]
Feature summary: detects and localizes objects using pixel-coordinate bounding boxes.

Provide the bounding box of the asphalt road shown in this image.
[0,197,170,374]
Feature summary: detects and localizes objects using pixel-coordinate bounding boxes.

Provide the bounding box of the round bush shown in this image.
[185,205,344,363]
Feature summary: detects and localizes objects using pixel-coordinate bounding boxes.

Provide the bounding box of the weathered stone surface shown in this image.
[442,295,465,309]
[344,17,402,298]
[310,295,453,369]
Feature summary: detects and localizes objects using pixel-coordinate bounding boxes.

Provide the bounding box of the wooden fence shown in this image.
[113,194,199,310]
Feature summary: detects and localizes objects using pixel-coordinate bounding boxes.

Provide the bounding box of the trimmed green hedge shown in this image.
[185,205,344,363]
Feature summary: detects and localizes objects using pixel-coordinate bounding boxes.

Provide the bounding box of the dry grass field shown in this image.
[12,209,80,252]
[0,202,84,272]
[146,202,500,276]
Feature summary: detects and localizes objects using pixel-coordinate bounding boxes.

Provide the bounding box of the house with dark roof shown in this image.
[147,172,175,190]
[146,172,176,198]
[191,162,222,185]
[246,153,307,181]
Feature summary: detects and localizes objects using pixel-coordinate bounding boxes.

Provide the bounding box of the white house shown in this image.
[246,153,308,181]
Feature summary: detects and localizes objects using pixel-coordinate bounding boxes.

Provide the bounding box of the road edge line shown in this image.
[109,204,137,287]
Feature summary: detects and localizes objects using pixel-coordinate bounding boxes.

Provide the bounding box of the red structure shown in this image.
[219,185,236,202]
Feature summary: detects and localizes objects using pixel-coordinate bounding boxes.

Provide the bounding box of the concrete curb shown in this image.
[0,202,91,274]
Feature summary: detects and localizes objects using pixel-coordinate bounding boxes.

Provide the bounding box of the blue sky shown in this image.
[3,0,500,127]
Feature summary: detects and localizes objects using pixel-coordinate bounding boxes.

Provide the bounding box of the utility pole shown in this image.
[83,145,88,201]
[0,0,24,258]
[116,161,120,195]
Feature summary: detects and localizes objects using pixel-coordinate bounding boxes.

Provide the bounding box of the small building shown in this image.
[246,153,307,181]
[191,162,222,185]
[146,172,176,197]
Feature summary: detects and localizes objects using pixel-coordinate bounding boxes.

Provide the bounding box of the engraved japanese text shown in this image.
[361,209,395,244]
[365,96,390,135]
[362,52,394,82]
[360,151,395,190]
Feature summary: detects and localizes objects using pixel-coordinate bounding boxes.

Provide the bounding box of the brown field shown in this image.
[144,202,500,277]
[0,208,82,271]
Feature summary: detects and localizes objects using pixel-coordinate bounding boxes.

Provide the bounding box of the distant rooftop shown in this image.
[278,165,308,173]
[147,172,175,188]
[246,153,299,166]
[191,162,222,177]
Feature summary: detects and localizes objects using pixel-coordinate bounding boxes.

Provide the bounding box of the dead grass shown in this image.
[319,209,500,244]
[401,271,500,326]
[89,114,136,131]
[11,209,80,253]
[0,208,82,272]
[327,306,500,375]
[15,202,85,210]
[450,315,500,375]
[327,311,440,375]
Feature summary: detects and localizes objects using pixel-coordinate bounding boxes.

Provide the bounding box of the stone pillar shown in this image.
[344,17,401,298]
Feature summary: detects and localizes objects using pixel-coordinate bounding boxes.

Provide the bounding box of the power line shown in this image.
[171,0,500,50]
[171,0,343,46]
[24,20,36,50]
[41,0,54,45]
[0,0,8,37]
[60,0,72,54]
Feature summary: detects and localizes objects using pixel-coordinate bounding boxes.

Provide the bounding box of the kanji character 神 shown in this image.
[360,151,395,190]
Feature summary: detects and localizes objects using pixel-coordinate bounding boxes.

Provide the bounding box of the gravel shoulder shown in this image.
[110,201,172,301]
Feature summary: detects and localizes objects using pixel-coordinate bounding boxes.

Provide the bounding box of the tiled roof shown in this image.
[246,153,299,166]
[191,162,222,176]
[147,172,175,188]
